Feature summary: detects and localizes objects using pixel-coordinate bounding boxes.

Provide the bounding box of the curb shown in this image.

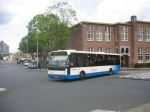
[27,69,47,72]
[121,68,150,71]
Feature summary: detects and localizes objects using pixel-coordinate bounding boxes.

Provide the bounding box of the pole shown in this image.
[27,40,28,60]
[37,35,39,68]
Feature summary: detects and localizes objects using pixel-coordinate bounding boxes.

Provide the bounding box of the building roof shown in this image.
[72,16,150,27]
[129,20,150,24]
[81,21,114,25]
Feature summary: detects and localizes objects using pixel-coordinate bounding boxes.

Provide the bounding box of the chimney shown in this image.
[131,15,137,22]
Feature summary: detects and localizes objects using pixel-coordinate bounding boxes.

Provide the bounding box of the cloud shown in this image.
[68,0,103,21]
[0,0,51,53]
[0,0,13,25]
[88,0,150,23]
[0,11,12,25]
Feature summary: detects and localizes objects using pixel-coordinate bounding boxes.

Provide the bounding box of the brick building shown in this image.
[67,16,150,67]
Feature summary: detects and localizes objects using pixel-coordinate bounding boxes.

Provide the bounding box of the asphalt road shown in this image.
[0,61,150,112]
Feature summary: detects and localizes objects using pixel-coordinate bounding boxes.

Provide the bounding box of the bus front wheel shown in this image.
[109,68,113,75]
[79,72,85,80]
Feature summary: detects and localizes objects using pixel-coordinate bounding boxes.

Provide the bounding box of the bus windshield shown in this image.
[49,55,68,69]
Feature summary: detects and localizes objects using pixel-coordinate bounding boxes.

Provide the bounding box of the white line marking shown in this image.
[90,109,117,112]
[0,88,7,92]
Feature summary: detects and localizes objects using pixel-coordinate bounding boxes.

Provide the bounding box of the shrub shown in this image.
[145,63,150,67]
[134,63,144,68]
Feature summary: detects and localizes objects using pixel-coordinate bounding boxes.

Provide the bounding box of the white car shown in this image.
[23,60,31,66]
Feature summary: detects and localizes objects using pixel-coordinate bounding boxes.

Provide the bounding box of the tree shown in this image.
[18,36,28,53]
[47,2,77,25]
[47,2,78,49]
[19,2,77,61]
[26,13,60,60]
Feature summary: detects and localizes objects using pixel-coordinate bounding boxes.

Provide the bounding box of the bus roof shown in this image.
[50,49,120,56]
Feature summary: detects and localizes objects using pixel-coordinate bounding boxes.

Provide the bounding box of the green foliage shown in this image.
[18,2,77,61]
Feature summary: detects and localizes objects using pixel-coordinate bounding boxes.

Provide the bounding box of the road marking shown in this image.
[0,88,7,92]
[119,72,150,80]
[90,109,117,112]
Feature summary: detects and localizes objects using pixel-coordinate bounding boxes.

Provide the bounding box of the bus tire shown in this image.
[109,68,113,75]
[79,71,85,80]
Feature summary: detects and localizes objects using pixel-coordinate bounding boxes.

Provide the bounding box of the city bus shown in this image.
[47,50,120,80]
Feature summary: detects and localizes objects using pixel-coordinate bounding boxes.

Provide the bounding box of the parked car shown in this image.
[27,60,38,69]
[23,60,31,66]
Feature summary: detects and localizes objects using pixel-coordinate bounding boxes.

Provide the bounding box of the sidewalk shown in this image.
[125,103,150,112]
[121,67,150,71]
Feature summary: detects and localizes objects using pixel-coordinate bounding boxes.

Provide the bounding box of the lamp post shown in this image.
[36,37,39,67]
[26,39,28,60]
[36,31,39,68]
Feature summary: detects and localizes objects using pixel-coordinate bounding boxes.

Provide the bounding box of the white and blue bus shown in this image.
[48,50,120,80]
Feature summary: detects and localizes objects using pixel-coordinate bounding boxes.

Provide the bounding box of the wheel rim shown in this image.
[80,72,85,80]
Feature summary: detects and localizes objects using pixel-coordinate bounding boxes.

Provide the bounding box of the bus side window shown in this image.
[70,55,78,67]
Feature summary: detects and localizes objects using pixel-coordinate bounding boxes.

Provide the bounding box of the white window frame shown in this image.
[87,26,94,41]
[96,31,102,41]
[138,48,143,63]
[87,31,94,41]
[146,48,150,62]
[145,28,150,42]
[138,27,143,41]
[105,48,111,53]
[120,26,128,41]
[105,27,111,42]
[88,48,94,52]
[97,48,103,52]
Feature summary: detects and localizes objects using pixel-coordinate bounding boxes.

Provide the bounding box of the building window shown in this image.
[87,31,94,41]
[144,28,150,42]
[87,26,94,41]
[97,48,103,52]
[96,26,102,31]
[105,27,111,42]
[115,27,119,41]
[105,48,111,53]
[88,48,94,52]
[146,48,150,62]
[120,26,128,41]
[126,48,129,53]
[115,48,119,53]
[87,26,94,31]
[138,48,143,63]
[121,48,124,53]
[96,31,102,41]
[138,27,143,41]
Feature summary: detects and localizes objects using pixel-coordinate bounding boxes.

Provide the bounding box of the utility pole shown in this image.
[26,39,28,60]
[37,33,39,68]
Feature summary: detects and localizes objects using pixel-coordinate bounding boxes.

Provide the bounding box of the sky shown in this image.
[0,0,150,53]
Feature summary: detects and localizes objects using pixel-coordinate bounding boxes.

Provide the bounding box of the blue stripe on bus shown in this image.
[48,70,120,80]
[48,74,79,80]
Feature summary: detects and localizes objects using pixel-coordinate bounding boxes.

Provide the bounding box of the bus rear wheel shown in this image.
[79,72,85,80]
